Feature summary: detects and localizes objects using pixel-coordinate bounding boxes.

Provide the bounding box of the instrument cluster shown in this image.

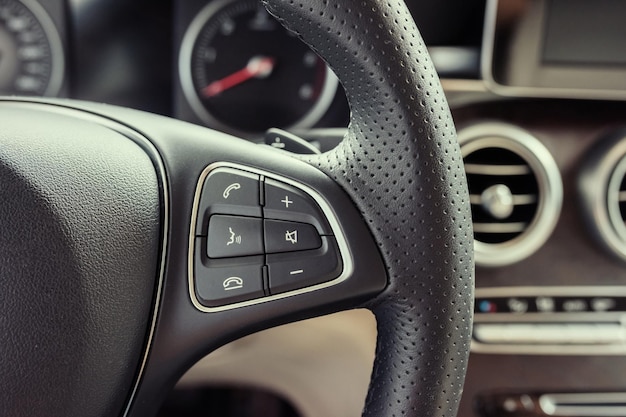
[0,0,64,96]
[175,0,349,138]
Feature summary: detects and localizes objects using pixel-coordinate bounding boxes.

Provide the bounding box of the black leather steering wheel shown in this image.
[0,1,474,416]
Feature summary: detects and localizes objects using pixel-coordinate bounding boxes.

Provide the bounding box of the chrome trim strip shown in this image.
[439,78,497,108]
[540,393,626,417]
[187,162,354,313]
[117,129,169,417]
[472,341,626,356]
[474,323,626,345]
[458,122,563,267]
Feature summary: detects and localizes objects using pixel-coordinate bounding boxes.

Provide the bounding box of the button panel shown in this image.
[476,296,626,314]
[193,167,343,308]
[473,287,626,355]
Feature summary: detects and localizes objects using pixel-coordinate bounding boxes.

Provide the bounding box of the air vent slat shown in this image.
[463,146,539,246]
[464,163,532,176]
[473,222,527,234]
[469,194,537,206]
[459,123,563,266]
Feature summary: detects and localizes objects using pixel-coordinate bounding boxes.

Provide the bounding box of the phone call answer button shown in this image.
[196,168,262,236]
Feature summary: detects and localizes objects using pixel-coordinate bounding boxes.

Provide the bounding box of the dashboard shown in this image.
[0,0,484,134]
[4,0,626,416]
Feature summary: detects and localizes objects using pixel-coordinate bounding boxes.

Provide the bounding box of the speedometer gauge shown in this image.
[179,0,339,135]
[0,0,64,96]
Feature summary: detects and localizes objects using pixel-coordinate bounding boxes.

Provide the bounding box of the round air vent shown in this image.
[579,130,626,262]
[459,123,563,267]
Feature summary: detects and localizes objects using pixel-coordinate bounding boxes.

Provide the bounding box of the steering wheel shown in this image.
[0,0,474,416]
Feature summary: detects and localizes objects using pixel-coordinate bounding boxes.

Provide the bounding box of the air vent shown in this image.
[459,123,563,267]
[580,130,626,262]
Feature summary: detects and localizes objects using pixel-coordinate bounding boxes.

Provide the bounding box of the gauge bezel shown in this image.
[1,0,65,96]
[178,0,339,137]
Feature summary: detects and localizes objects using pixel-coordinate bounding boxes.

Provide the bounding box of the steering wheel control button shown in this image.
[196,168,261,235]
[194,255,265,307]
[267,237,341,295]
[264,219,321,253]
[207,215,264,258]
[264,178,332,235]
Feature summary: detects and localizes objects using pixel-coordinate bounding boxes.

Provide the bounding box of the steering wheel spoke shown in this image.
[79,110,389,416]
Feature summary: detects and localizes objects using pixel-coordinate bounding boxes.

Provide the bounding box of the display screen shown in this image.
[543,0,626,66]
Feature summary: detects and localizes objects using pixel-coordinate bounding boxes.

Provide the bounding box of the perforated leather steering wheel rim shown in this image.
[262,1,475,415]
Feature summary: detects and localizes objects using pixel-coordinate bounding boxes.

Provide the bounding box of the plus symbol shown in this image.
[281,196,293,208]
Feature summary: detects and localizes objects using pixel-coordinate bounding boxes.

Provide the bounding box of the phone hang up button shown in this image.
[194,258,265,307]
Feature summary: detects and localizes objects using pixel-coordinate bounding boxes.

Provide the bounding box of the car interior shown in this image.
[2,0,626,417]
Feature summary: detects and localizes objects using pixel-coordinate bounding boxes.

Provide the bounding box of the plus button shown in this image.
[281,196,293,208]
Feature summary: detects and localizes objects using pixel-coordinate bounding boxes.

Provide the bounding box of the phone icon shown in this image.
[223,277,244,291]
[223,183,241,199]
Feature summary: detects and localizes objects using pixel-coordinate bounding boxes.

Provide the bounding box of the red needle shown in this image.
[202,56,275,98]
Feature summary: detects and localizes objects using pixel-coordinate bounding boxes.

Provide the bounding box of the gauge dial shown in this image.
[0,0,63,96]
[179,0,338,135]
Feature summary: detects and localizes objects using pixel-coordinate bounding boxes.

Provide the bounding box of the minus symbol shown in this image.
[290,269,304,275]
